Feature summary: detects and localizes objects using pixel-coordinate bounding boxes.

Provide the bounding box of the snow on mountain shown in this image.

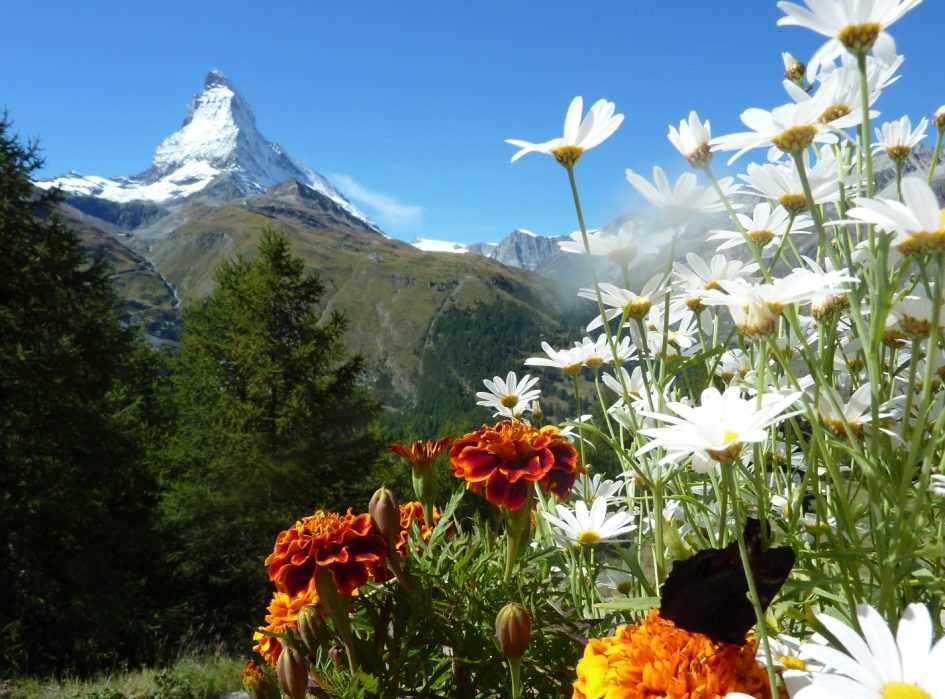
[36,69,378,231]
[412,237,470,254]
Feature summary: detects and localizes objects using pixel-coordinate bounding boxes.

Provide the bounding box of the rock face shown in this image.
[36,69,377,235]
[468,229,568,271]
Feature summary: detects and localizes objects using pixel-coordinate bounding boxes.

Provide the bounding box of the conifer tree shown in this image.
[0,114,162,675]
[159,228,384,638]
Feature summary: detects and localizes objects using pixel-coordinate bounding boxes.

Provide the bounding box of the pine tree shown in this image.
[0,114,162,675]
[159,228,384,639]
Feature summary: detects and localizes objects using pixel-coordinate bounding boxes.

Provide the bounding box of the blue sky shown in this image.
[3,1,943,245]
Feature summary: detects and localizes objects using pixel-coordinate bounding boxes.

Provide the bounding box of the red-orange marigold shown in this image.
[449,420,581,511]
[266,509,388,599]
[572,610,776,699]
[389,436,452,474]
[396,501,443,555]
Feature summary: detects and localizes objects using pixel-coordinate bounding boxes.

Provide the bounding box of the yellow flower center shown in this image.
[881,681,932,699]
[747,228,775,246]
[899,315,932,338]
[780,193,808,214]
[563,363,583,377]
[771,124,818,154]
[552,144,584,167]
[778,654,807,671]
[838,21,882,55]
[622,298,652,319]
[722,430,739,444]
[820,103,852,123]
[886,144,912,161]
[686,143,712,167]
[577,529,601,546]
[500,394,519,409]
[585,355,605,370]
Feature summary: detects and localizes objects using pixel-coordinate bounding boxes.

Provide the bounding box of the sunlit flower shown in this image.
[709,201,813,253]
[389,436,452,476]
[476,371,541,419]
[740,147,847,213]
[252,588,319,666]
[626,166,738,227]
[711,101,840,164]
[636,386,802,472]
[449,420,581,511]
[506,96,624,166]
[716,349,752,382]
[524,341,589,376]
[578,276,671,332]
[558,223,658,270]
[395,501,442,554]
[674,252,760,311]
[847,177,945,254]
[571,334,637,369]
[783,58,879,129]
[796,602,945,698]
[572,610,774,699]
[668,110,713,166]
[542,497,635,547]
[817,384,893,438]
[873,115,928,160]
[266,509,388,598]
[777,0,922,75]
[571,473,625,504]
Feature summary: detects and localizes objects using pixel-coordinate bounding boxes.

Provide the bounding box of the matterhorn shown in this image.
[37,69,377,242]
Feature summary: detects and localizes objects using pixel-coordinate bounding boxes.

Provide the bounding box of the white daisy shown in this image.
[873,115,929,160]
[674,253,760,311]
[506,96,624,166]
[524,341,588,376]
[541,497,635,547]
[636,386,802,473]
[557,222,658,271]
[817,384,892,438]
[777,0,922,80]
[571,473,625,505]
[710,101,840,165]
[475,371,541,419]
[798,602,945,699]
[847,177,945,254]
[668,110,713,167]
[709,201,813,253]
[740,147,848,214]
[626,166,738,228]
[579,276,671,332]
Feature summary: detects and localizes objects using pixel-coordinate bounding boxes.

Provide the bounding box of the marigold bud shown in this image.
[328,645,345,666]
[297,604,326,654]
[276,647,308,699]
[369,485,401,545]
[495,602,531,660]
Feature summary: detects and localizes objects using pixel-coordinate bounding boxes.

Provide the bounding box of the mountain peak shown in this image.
[37,71,378,231]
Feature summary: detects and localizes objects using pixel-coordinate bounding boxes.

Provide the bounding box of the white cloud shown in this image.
[331,174,423,230]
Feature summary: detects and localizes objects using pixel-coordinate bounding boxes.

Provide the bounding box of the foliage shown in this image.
[155,228,386,643]
[0,114,164,676]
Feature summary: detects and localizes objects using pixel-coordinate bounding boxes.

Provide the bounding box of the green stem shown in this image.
[929,129,943,184]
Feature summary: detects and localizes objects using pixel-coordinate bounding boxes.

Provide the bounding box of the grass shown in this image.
[0,653,245,699]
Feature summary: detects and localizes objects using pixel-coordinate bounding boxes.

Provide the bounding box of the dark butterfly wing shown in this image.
[659,518,794,645]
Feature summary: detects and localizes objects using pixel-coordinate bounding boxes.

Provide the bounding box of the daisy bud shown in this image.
[782,52,806,86]
[241,661,280,699]
[276,647,309,699]
[935,106,945,132]
[495,602,532,660]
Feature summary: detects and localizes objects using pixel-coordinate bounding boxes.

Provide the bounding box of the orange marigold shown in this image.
[572,610,775,699]
[396,501,443,554]
[266,509,388,599]
[389,436,452,474]
[449,420,581,511]
[252,588,318,667]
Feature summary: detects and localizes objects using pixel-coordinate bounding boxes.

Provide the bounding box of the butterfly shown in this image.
[659,517,794,645]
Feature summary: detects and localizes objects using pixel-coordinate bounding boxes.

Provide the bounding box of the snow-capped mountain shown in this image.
[413,228,568,271]
[37,69,377,231]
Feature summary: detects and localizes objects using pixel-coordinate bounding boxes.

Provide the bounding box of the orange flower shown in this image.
[449,420,581,511]
[266,509,388,598]
[572,610,776,699]
[396,501,442,554]
[389,436,452,475]
[252,588,318,666]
